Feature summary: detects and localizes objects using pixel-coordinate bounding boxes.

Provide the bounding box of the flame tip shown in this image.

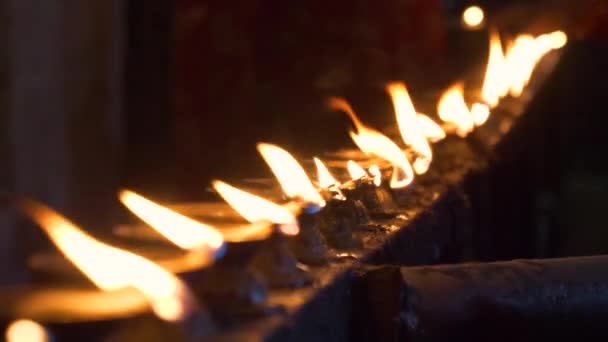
[20,198,199,322]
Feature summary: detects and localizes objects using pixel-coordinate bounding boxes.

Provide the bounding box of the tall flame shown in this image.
[437,83,475,137]
[257,143,324,206]
[481,29,508,107]
[314,157,339,188]
[329,97,414,188]
[416,114,446,143]
[347,160,367,180]
[504,34,536,97]
[386,82,434,174]
[17,198,198,322]
[119,190,224,254]
[212,180,299,236]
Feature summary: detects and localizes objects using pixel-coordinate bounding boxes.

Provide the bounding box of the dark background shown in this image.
[1,0,607,283]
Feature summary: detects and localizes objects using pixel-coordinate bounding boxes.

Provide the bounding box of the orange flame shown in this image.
[347,160,367,180]
[5,320,48,342]
[503,31,567,98]
[212,180,299,236]
[17,199,198,322]
[416,114,446,143]
[119,190,224,254]
[329,97,414,188]
[504,34,536,97]
[257,143,324,206]
[386,82,434,174]
[368,164,382,187]
[471,102,490,126]
[547,30,567,49]
[313,157,339,188]
[437,83,475,137]
[481,29,508,108]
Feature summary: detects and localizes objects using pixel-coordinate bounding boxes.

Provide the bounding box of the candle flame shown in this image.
[481,29,508,108]
[329,97,414,188]
[212,180,299,235]
[257,143,325,206]
[347,160,367,180]
[547,30,567,49]
[437,83,475,137]
[416,114,446,143]
[504,34,536,97]
[471,102,490,126]
[368,164,382,187]
[500,30,567,100]
[386,82,434,174]
[119,190,224,255]
[17,198,198,322]
[5,320,48,342]
[314,157,339,188]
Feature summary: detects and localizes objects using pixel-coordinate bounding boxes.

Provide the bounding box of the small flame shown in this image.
[471,102,490,126]
[437,83,475,137]
[119,190,224,254]
[481,29,508,108]
[347,160,367,180]
[17,199,197,322]
[548,30,567,49]
[212,180,299,235]
[314,157,339,188]
[5,320,48,342]
[329,97,414,188]
[386,82,433,174]
[257,143,324,206]
[368,164,382,187]
[416,114,446,143]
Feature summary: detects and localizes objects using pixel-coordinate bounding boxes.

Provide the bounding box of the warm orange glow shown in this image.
[257,143,324,206]
[119,190,224,253]
[17,199,198,322]
[347,160,367,180]
[471,102,490,126]
[329,97,414,188]
[437,83,475,137]
[368,164,382,187]
[462,5,485,28]
[416,114,446,143]
[548,30,567,49]
[218,221,278,242]
[504,34,536,97]
[481,29,508,107]
[386,82,433,175]
[535,31,568,57]
[5,320,48,342]
[212,180,299,235]
[314,157,338,188]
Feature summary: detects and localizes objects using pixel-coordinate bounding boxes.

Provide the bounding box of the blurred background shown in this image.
[1,0,607,283]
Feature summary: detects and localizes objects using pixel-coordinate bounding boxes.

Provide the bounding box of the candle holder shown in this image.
[192,240,282,326]
[249,232,311,289]
[288,204,329,265]
[318,197,368,249]
[340,177,398,217]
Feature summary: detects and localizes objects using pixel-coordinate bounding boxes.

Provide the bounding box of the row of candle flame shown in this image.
[6,28,567,341]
